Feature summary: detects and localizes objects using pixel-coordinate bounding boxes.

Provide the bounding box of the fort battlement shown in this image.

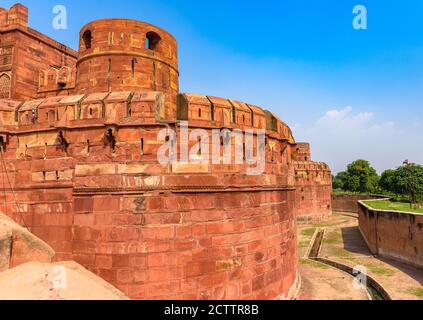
[0,3,331,300]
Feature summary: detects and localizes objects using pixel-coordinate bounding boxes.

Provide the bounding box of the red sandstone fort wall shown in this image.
[0,91,301,299]
[358,200,423,269]
[293,143,332,223]
[0,3,332,300]
[0,4,77,100]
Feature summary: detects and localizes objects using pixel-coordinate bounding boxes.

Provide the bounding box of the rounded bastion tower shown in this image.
[76,19,179,118]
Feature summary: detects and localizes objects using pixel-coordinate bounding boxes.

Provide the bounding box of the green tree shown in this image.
[379,169,396,193]
[345,160,380,193]
[333,171,348,190]
[380,164,423,203]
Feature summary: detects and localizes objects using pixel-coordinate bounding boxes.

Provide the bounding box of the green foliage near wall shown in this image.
[380,164,423,203]
[334,160,423,203]
[333,160,380,194]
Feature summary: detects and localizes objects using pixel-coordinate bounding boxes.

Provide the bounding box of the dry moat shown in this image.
[298,212,423,300]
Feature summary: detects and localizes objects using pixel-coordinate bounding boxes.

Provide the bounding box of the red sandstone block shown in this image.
[146,282,182,298]
[48,241,72,254]
[222,283,239,300]
[199,238,212,248]
[183,261,215,278]
[191,195,216,210]
[166,251,193,266]
[146,197,163,211]
[129,255,147,268]
[144,240,173,253]
[36,226,72,241]
[175,225,192,239]
[127,284,146,299]
[116,269,135,284]
[192,224,206,237]
[252,275,265,292]
[73,197,94,213]
[53,253,73,262]
[43,214,73,226]
[148,267,183,282]
[198,272,228,288]
[241,282,252,296]
[234,245,248,256]
[239,230,265,244]
[191,210,226,223]
[141,226,174,240]
[112,255,130,268]
[264,268,281,286]
[211,234,240,246]
[94,213,113,225]
[73,254,95,266]
[247,239,269,252]
[134,270,148,283]
[147,253,166,267]
[108,227,139,242]
[98,269,118,283]
[206,221,245,235]
[95,255,113,269]
[93,196,120,212]
[74,214,95,226]
[73,226,92,241]
[180,278,199,292]
[173,239,197,251]
[162,213,182,224]
[72,240,96,254]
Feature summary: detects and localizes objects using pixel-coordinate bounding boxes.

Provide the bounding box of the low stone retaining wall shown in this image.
[332,194,388,213]
[358,200,423,269]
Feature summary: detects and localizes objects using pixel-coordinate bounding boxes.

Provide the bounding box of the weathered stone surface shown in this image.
[0,261,128,300]
[0,214,54,270]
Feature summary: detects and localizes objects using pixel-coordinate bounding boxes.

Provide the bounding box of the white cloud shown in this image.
[294,106,423,174]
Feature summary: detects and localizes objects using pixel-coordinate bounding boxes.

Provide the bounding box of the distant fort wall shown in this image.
[293,143,332,223]
[332,194,388,213]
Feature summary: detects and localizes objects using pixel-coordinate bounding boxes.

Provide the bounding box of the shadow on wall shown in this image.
[340,226,372,256]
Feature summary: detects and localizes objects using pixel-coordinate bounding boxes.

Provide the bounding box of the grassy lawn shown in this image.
[364,200,423,214]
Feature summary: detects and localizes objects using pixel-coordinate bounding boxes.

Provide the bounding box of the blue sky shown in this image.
[2,0,422,173]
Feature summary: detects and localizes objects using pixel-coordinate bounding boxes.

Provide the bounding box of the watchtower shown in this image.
[76,19,179,119]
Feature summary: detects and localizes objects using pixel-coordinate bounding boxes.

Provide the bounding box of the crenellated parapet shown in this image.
[0,91,297,183]
[0,4,28,29]
[178,93,295,143]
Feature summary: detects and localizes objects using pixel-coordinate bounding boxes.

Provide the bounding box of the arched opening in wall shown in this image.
[0,73,11,99]
[82,30,92,49]
[146,31,161,51]
[198,108,202,119]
